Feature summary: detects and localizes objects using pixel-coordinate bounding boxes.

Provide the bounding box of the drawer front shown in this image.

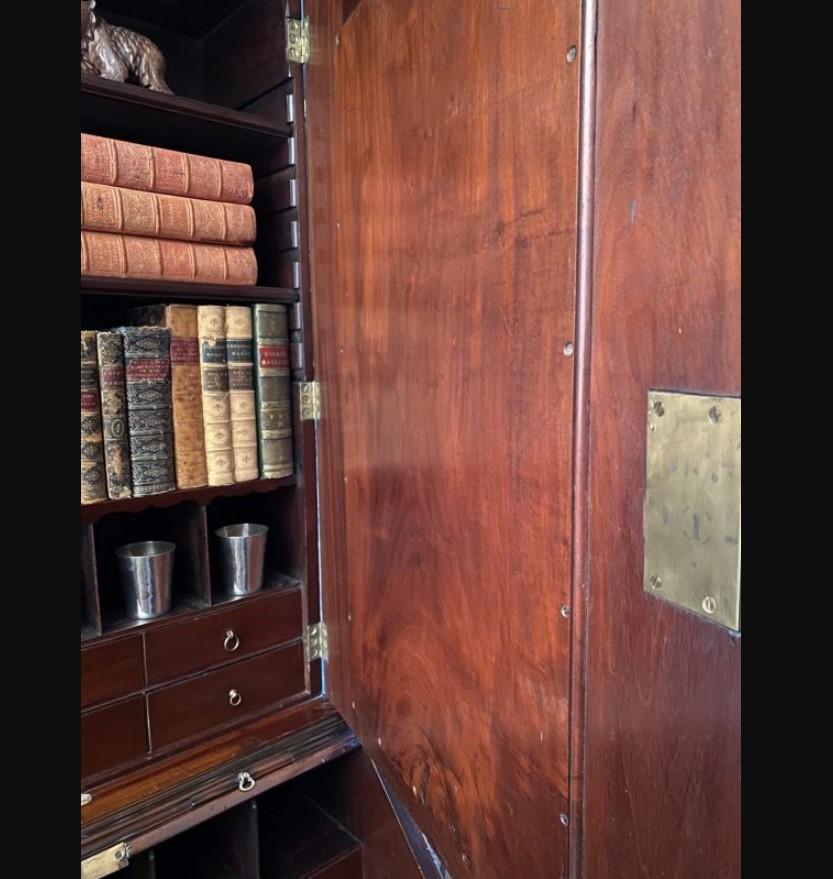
[148,642,305,751]
[81,634,145,708]
[81,696,148,780]
[145,588,303,685]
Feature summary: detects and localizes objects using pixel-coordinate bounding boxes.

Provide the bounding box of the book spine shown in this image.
[127,305,209,489]
[198,306,235,486]
[252,304,294,479]
[81,182,256,246]
[80,332,107,503]
[96,332,132,499]
[120,327,176,496]
[81,133,254,204]
[226,306,259,482]
[81,231,258,286]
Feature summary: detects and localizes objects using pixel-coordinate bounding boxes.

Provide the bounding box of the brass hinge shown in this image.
[307,622,328,661]
[81,842,130,878]
[297,381,321,421]
[286,16,310,64]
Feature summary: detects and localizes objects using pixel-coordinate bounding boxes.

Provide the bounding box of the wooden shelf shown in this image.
[259,794,361,879]
[81,476,297,524]
[81,276,299,304]
[81,75,291,162]
[94,574,301,640]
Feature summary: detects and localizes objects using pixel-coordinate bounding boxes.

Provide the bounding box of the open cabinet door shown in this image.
[306,0,582,876]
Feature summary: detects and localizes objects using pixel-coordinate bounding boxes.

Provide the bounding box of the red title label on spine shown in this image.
[260,344,289,369]
[170,337,200,365]
[127,358,170,381]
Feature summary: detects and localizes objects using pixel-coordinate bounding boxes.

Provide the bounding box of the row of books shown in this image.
[81,133,258,285]
[81,303,293,503]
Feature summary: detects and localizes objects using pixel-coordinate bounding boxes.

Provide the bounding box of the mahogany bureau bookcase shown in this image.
[80,1,740,877]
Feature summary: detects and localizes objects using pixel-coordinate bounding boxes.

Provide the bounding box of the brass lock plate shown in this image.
[643,391,741,630]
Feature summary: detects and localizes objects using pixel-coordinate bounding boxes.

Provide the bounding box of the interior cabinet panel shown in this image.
[308,0,582,876]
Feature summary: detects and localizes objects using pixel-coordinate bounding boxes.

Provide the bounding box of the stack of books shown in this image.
[81,133,258,285]
[80,303,294,503]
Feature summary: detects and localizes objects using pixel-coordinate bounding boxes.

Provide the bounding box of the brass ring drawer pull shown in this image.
[224,630,240,652]
[228,688,242,707]
[237,771,255,792]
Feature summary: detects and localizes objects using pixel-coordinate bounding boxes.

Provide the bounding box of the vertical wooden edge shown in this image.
[194,504,213,606]
[303,0,354,721]
[82,521,103,635]
[569,0,599,876]
[369,752,447,878]
[223,798,261,879]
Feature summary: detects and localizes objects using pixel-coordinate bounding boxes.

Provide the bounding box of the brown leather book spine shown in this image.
[226,306,259,482]
[81,182,256,246]
[198,306,235,486]
[120,327,176,497]
[127,305,209,489]
[81,231,258,286]
[252,304,294,479]
[81,133,254,204]
[96,332,132,499]
[81,331,107,503]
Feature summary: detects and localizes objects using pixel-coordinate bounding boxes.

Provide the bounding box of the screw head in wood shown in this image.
[567,46,577,63]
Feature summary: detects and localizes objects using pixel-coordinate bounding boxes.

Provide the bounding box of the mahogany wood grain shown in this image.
[81,634,145,708]
[82,696,148,781]
[308,0,582,875]
[582,0,741,876]
[147,642,306,750]
[144,588,303,684]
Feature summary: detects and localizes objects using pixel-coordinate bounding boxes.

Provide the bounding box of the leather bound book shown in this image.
[95,332,132,499]
[81,134,254,205]
[81,231,258,286]
[127,305,208,489]
[81,182,256,246]
[80,331,107,504]
[252,304,294,479]
[197,306,235,486]
[226,306,259,482]
[119,327,176,497]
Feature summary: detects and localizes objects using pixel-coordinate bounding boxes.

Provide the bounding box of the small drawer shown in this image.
[81,696,148,780]
[148,642,305,751]
[145,589,303,685]
[81,634,145,708]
